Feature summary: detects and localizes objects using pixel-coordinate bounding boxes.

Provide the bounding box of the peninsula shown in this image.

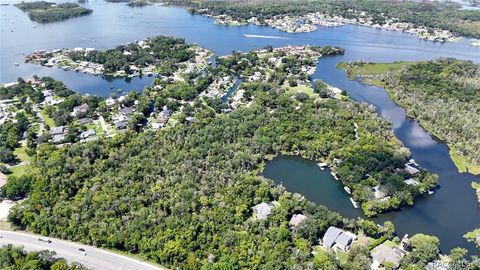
[337,59,480,175]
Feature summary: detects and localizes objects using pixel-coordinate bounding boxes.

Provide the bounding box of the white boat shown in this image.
[317,162,328,170]
[344,186,351,194]
[427,190,435,195]
[350,198,359,208]
[330,172,339,180]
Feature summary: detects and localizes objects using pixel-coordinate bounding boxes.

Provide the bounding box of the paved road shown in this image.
[0,230,166,270]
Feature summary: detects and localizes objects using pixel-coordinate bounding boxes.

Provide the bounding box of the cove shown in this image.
[1,0,479,255]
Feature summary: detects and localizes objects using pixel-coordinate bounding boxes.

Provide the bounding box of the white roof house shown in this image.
[289,214,307,227]
[252,202,274,220]
[322,226,357,251]
[404,178,419,186]
[371,244,405,269]
[322,226,343,249]
[405,163,420,175]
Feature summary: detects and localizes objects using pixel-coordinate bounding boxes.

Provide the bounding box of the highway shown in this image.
[0,230,166,270]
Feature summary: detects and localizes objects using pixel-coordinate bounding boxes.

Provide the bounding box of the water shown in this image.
[1,0,479,254]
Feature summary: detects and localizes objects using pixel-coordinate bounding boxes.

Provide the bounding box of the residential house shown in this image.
[52,134,66,144]
[322,226,357,251]
[322,226,343,250]
[252,202,274,220]
[77,118,93,125]
[289,214,307,227]
[404,178,419,186]
[80,129,96,139]
[115,120,128,130]
[72,103,89,116]
[371,244,406,270]
[49,126,65,136]
[404,163,420,175]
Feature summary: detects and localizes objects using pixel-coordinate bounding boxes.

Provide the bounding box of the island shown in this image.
[170,0,480,42]
[24,36,212,78]
[337,59,480,175]
[1,36,478,268]
[15,1,93,23]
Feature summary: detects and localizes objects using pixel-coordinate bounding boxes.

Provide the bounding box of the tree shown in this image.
[401,234,440,268]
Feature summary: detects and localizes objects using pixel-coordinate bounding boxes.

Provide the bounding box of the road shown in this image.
[0,230,166,270]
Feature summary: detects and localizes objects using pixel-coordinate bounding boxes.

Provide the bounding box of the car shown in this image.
[78,248,87,256]
[38,238,52,243]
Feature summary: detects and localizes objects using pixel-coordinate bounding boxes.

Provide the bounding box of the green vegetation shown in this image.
[338,58,480,175]
[0,245,88,270]
[15,1,93,23]
[165,0,480,38]
[464,228,480,249]
[400,234,440,268]
[67,36,195,74]
[7,80,434,267]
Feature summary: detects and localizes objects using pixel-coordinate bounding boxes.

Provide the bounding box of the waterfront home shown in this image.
[404,178,419,186]
[322,226,343,249]
[289,213,307,227]
[322,226,357,251]
[105,98,116,107]
[72,103,89,116]
[252,202,274,220]
[371,243,405,269]
[404,163,420,175]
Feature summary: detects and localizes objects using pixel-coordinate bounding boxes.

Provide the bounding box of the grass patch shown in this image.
[8,164,28,178]
[449,147,480,175]
[288,84,318,98]
[13,146,29,162]
[39,110,55,127]
[337,61,411,80]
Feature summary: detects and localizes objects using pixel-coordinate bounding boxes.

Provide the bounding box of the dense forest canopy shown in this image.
[15,1,93,23]
[339,58,480,175]
[162,0,480,38]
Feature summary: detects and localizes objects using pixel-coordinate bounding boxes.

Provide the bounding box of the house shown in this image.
[322,226,357,251]
[52,134,66,144]
[322,226,343,249]
[0,172,7,189]
[404,178,419,186]
[49,126,65,136]
[335,231,357,251]
[80,129,96,139]
[77,118,93,125]
[115,120,128,130]
[105,98,116,107]
[371,244,406,269]
[151,122,162,131]
[118,107,134,116]
[289,214,307,227]
[252,202,273,220]
[404,163,420,175]
[72,104,89,116]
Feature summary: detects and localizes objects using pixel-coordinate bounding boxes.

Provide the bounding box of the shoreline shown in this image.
[336,63,480,176]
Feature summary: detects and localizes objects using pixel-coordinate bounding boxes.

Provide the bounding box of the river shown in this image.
[1,0,479,255]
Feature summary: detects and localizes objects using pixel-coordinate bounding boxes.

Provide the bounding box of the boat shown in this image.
[350,198,359,208]
[344,186,351,194]
[317,162,328,170]
[427,190,435,195]
[14,63,19,66]
[330,172,339,180]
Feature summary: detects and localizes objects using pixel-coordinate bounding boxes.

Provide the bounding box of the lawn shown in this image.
[449,147,480,175]
[39,109,55,127]
[13,145,29,162]
[287,84,318,98]
[8,164,28,178]
[337,61,411,80]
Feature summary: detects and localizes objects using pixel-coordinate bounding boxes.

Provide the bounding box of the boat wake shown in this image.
[243,34,290,40]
